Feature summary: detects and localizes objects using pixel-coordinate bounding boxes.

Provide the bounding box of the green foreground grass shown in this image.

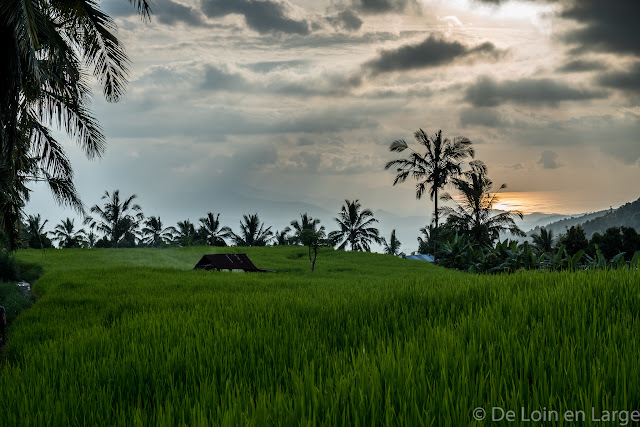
[2,247,640,426]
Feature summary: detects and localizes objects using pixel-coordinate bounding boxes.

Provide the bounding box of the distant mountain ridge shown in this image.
[527,196,640,238]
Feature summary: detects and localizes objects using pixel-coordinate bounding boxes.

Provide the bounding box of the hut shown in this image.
[193,254,274,272]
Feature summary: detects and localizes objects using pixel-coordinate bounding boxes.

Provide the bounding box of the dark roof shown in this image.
[404,254,435,262]
[193,254,274,272]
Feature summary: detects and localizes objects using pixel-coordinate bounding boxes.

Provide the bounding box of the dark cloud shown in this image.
[326,10,363,32]
[201,0,310,35]
[537,150,561,169]
[201,65,249,91]
[557,59,606,73]
[597,62,640,94]
[465,76,606,107]
[364,34,505,75]
[103,0,204,26]
[561,0,640,57]
[351,0,420,14]
[459,107,503,128]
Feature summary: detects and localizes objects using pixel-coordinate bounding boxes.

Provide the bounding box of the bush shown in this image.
[0,251,19,282]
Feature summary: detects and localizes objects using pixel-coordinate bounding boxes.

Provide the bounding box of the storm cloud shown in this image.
[350,0,420,14]
[201,0,310,35]
[465,76,606,107]
[365,34,505,74]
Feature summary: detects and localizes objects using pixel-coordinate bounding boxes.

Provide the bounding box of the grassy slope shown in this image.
[2,247,640,426]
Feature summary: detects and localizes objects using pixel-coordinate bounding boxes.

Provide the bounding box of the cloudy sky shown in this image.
[27,0,640,252]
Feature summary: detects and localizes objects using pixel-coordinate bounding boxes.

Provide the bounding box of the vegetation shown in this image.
[198,213,232,246]
[328,199,382,251]
[52,218,85,249]
[0,247,637,425]
[86,190,144,248]
[0,0,151,250]
[382,229,402,255]
[385,129,474,257]
[230,214,274,246]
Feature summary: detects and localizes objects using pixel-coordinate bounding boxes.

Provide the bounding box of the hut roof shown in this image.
[193,254,274,272]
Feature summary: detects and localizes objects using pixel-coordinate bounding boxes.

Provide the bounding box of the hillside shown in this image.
[528,209,610,236]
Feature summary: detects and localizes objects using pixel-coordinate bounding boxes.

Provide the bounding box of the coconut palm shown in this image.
[440,161,524,246]
[274,227,292,246]
[0,0,151,250]
[290,213,325,244]
[142,216,174,247]
[85,190,144,248]
[231,214,274,246]
[385,129,474,258]
[531,228,554,254]
[53,218,85,248]
[198,213,233,246]
[23,214,50,249]
[328,199,382,251]
[172,220,198,247]
[383,229,402,256]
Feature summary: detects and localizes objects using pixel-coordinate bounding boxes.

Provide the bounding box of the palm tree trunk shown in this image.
[433,190,438,261]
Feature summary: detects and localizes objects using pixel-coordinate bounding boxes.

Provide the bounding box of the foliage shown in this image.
[382,229,402,255]
[328,199,382,251]
[0,0,151,250]
[197,213,232,247]
[21,214,53,249]
[298,228,328,271]
[440,161,524,246]
[141,216,174,247]
[0,251,18,282]
[530,227,554,254]
[86,190,144,248]
[172,220,198,247]
[589,226,640,261]
[290,213,324,245]
[556,225,589,256]
[385,129,474,257]
[4,246,640,425]
[53,218,85,249]
[230,214,274,246]
[274,227,292,246]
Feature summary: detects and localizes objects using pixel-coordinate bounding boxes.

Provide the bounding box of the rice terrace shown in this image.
[3,0,640,425]
[0,247,637,425]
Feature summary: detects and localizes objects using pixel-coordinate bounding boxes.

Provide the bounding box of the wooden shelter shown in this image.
[193,254,274,272]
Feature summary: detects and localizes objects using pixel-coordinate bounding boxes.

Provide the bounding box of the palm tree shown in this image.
[439,161,524,246]
[328,199,382,251]
[142,216,174,247]
[274,227,292,246]
[231,214,274,246]
[24,214,49,249]
[531,228,554,254]
[172,220,198,247]
[383,229,402,256]
[385,129,474,258]
[85,190,144,248]
[0,0,151,250]
[198,213,233,246]
[290,213,325,244]
[53,218,85,249]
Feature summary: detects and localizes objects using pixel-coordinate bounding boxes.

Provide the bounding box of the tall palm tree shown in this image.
[172,220,197,247]
[439,161,524,246]
[24,214,49,249]
[385,129,474,258]
[85,190,144,248]
[53,218,85,249]
[290,213,325,245]
[142,216,174,247]
[198,213,233,246]
[231,214,274,247]
[383,229,402,256]
[0,0,151,250]
[328,199,382,251]
[531,228,554,254]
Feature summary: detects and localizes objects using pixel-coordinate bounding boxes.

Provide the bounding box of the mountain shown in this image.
[527,196,640,238]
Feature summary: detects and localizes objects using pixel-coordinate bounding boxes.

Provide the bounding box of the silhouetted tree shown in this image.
[85,190,144,248]
[290,213,325,244]
[385,129,474,258]
[23,214,53,249]
[383,229,402,256]
[142,216,174,247]
[0,0,151,250]
[556,225,588,256]
[53,218,85,248]
[531,228,554,254]
[198,213,232,246]
[274,227,292,246]
[298,228,328,272]
[440,161,524,246]
[328,199,382,251]
[172,220,197,247]
[231,214,274,246]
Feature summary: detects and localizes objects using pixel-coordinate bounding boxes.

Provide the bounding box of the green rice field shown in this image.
[2,247,639,426]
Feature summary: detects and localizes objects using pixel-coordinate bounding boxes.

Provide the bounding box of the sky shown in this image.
[25,0,640,253]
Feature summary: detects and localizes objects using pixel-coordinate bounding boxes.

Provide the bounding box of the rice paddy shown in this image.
[2,247,639,426]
